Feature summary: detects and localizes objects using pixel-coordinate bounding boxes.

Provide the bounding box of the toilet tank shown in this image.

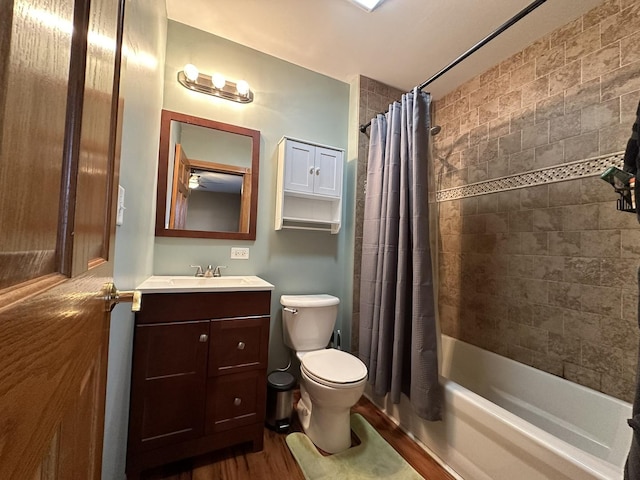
[280,294,339,352]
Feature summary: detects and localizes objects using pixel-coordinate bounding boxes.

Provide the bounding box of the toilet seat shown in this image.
[300,349,367,388]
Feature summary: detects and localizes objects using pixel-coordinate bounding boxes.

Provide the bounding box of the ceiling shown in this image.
[166,0,603,99]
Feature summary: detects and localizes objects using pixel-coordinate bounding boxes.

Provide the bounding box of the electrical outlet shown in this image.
[230,247,250,260]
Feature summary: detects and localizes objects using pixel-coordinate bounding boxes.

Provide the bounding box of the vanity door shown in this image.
[128,320,210,452]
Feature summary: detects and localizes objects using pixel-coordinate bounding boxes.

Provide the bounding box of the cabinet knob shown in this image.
[237,341,245,350]
[309,167,314,175]
[199,334,208,343]
[234,397,242,406]
[315,168,320,176]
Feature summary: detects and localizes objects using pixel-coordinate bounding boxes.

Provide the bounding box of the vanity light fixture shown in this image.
[178,64,254,104]
[349,0,385,12]
[188,173,200,189]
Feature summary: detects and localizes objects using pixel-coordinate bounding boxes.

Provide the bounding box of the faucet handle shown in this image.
[190,265,204,277]
[213,265,227,277]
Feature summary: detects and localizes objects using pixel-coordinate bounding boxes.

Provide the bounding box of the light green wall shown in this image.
[157,21,354,370]
[103,1,167,478]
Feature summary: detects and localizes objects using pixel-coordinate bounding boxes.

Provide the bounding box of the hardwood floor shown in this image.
[140,394,456,480]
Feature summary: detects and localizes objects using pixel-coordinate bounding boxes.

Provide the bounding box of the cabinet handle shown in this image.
[237,341,245,350]
[199,334,208,343]
[309,167,314,175]
[234,397,242,406]
[315,168,320,176]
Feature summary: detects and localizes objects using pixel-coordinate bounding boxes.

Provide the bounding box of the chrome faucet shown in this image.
[208,265,227,277]
[190,265,205,277]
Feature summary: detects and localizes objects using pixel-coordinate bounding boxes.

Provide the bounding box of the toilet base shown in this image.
[296,383,356,454]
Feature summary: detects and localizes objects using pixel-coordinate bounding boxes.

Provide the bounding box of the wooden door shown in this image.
[169,143,191,229]
[0,0,125,478]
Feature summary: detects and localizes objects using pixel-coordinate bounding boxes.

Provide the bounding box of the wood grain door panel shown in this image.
[0,0,125,478]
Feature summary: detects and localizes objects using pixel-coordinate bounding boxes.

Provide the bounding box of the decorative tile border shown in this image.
[435,152,625,202]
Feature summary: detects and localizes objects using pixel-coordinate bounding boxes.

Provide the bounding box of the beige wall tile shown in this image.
[566,25,601,63]
[522,76,550,107]
[602,60,640,101]
[580,230,621,258]
[521,232,549,255]
[601,3,640,46]
[536,45,566,78]
[510,105,536,132]
[509,148,535,174]
[535,141,564,168]
[581,42,621,82]
[510,61,536,90]
[564,363,601,390]
[499,51,524,76]
[521,184,550,209]
[564,257,601,285]
[499,90,522,116]
[621,30,640,65]
[549,61,581,96]
[565,78,601,113]
[583,0,621,29]
[550,17,583,47]
[533,207,564,230]
[549,180,582,206]
[550,111,582,143]
[581,97,621,132]
[600,122,632,154]
[522,121,550,150]
[523,36,551,63]
[531,255,564,280]
[498,131,522,155]
[564,131,599,162]
[548,232,581,256]
[535,93,565,124]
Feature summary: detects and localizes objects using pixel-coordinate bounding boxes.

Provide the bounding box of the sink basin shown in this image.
[137,275,274,293]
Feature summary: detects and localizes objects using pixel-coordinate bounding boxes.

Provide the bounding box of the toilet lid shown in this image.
[301,349,367,385]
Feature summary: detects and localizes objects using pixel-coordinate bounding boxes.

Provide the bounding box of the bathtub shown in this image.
[366,335,633,480]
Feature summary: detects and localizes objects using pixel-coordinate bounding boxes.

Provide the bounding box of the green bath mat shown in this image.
[286,413,424,480]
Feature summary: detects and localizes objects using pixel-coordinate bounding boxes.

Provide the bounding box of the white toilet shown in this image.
[281,294,368,454]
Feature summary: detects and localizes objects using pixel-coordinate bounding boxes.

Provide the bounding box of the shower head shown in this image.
[430,125,442,136]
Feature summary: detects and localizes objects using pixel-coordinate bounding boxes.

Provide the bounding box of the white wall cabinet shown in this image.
[276,137,344,233]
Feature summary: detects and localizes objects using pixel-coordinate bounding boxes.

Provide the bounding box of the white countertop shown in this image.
[136,275,275,293]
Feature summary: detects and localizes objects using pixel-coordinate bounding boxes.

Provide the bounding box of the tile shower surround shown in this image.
[353,0,640,402]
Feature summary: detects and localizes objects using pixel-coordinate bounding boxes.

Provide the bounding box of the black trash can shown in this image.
[265,371,296,433]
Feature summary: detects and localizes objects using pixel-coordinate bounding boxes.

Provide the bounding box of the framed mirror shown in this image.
[155,109,260,240]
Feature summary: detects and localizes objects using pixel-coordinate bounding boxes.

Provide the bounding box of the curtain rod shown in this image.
[359,0,549,133]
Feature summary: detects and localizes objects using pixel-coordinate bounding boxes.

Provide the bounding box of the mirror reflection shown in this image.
[156,110,260,240]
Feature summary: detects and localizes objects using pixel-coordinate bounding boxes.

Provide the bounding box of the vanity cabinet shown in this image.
[275,136,344,233]
[126,291,270,478]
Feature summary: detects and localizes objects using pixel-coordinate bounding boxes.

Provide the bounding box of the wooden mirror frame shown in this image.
[155,109,260,240]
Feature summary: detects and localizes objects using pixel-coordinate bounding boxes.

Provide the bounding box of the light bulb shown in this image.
[236,80,250,96]
[212,73,226,89]
[183,64,199,82]
[188,174,199,189]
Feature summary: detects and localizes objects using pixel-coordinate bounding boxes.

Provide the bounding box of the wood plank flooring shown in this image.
[141,394,456,480]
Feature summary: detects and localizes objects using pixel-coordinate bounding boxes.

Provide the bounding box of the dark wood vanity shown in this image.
[125,290,271,478]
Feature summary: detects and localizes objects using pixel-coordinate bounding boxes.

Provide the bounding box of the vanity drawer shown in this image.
[137,291,271,324]
[205,370,266,434]
[209,316,269,375]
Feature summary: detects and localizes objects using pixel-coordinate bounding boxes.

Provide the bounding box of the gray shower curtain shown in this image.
[359,88,442,421]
